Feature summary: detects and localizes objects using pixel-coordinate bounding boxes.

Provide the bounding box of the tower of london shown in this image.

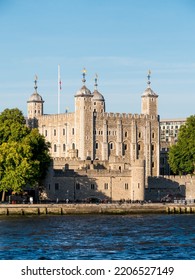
[27,70,160,202]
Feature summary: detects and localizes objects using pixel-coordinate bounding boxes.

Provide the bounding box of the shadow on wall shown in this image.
[42,168,111,203]
[145,176,186,202]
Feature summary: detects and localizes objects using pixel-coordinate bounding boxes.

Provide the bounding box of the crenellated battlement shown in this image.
[38,112,74,122]
[102,112,158,121]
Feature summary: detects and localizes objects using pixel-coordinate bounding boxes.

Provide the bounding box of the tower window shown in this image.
[54,129,56,136]
[104,183,108,190]
[96,142,99,149]
[55,183,59,190]
[45,130,47,137]
[91,184,95,190]
[125,183,128,190]
[109,142,114,150]
[54,144,57,152]
[63,144,66,151]
[125,131,128,137]
[72,128,74,135]
[76,183,80,190]
[63,128,65,135]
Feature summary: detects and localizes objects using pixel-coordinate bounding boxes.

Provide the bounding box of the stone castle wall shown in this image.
[145,175,195,201]
[41,159,145,202]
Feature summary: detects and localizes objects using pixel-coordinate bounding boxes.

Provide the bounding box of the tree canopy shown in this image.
[168,115,195,175]
[0,108,51,198]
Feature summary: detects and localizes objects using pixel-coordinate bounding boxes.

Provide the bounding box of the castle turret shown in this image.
[92,74,105,113]
[74,68,94,160]
[141,70,158,116]
[27,75,44,126]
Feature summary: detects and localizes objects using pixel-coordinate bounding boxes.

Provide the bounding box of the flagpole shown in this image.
[58,64,61,114]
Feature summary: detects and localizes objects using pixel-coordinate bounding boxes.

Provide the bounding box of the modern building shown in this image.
[160,118,186,175]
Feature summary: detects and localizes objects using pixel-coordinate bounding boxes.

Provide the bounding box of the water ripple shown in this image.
[0,214,195,259]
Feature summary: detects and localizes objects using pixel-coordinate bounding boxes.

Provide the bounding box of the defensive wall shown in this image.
[1,203,195,216]
[145,175,195,201]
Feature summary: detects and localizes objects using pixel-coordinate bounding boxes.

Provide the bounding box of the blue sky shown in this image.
[0,0,194,119]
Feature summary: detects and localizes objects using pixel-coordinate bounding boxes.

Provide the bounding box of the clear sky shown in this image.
[0,0,194,119]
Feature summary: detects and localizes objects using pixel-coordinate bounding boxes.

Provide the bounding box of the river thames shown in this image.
[0,214,195,260]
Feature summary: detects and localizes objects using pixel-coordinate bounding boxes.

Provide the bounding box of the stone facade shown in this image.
[27,71,160,202]
[145,175,195,202]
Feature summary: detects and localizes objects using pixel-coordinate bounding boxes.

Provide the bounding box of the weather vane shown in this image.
[34,74,38,93]
[147,70,151,87]
[82,68,86,84]
[94,73,98,90]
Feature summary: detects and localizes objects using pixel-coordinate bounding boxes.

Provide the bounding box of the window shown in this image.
[54,144,57,152]
[91,184,95,190]
[138,132,141,138]
[124,143,127,150]
[152,132,155,138]
[72,143,75,150]
[63,144,66,151]
[125,183,128,190]
[54,129,56,136]
[63,128,65,135]
[45,130,47,137]
[55,183,59,191]
[72,128,74,135]
[96,142,98,149]
[104,183,108,190]
[109,142,114,150]
[125,131,128,137]
[76,183,80,190]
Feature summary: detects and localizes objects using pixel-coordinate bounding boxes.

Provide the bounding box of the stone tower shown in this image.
[74,69,94,160]
[141,70,158,116]
[27,75,44,127]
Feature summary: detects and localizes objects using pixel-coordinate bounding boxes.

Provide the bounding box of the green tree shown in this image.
[168,115,195,175]
[0,108,51,201]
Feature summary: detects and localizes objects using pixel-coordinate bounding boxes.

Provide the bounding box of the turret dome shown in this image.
[142,87,158,97]
[92,89,104,101]
[75,85,92,97]
[28,92,44,102]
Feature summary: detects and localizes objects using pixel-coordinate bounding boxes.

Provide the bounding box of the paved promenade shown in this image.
[1,203,195,215]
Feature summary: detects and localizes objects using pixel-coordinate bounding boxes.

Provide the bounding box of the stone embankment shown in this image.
[1,203,195,215]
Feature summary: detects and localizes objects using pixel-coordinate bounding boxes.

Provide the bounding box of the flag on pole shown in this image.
[59,79,62,90]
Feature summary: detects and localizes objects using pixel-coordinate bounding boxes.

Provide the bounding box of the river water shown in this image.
[0,214,195,260]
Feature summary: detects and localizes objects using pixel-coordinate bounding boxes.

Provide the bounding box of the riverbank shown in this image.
[1,203,195,215]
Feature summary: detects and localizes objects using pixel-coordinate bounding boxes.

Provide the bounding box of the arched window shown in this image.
[72,143,75,149]
[54,144,57,152]
[95,142,99,149]
[109,142,114,150]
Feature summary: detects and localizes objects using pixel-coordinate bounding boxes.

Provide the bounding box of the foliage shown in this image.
[0,108,51,195]
[168,115,195,175]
